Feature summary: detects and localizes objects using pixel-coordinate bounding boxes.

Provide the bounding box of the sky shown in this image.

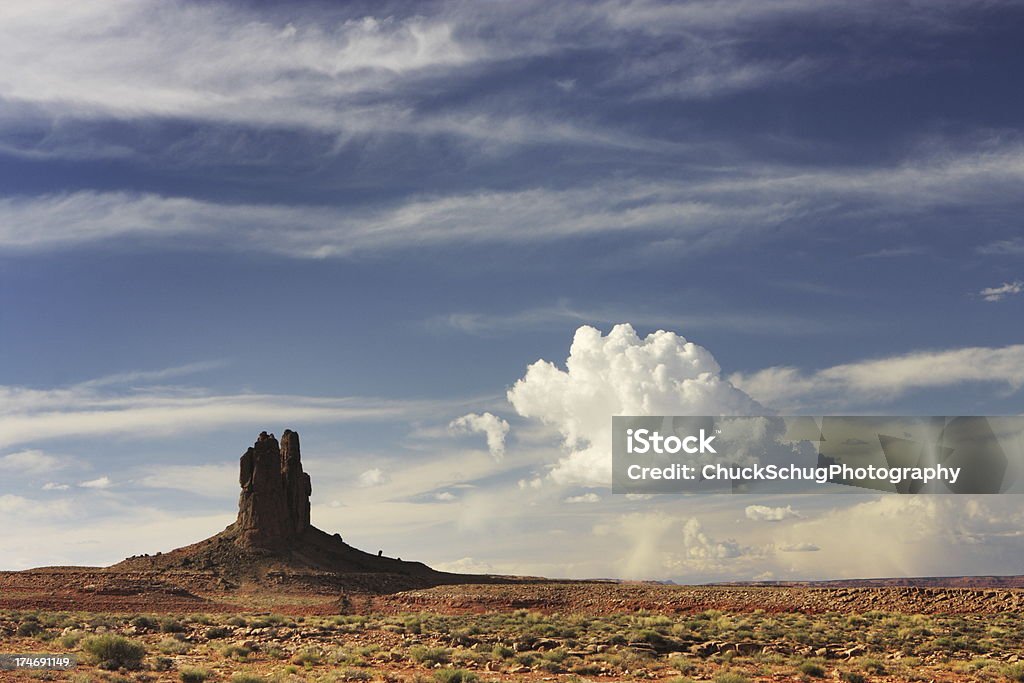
[1,0,1024,581]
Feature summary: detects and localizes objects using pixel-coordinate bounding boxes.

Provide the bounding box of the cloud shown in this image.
[357,468,389,488]
[980,280,1023,302]
[430,301,839,337]
[448,412,510,460]
[564,493,601,504]
[858,246,931,259]
[731,343,1024,411]
[75,361,226,389]
[432,556,495,574]
[776,496,1024,579]
[745,504,800,522]
[978,237,1024,256]
[507,324,761,486]
[41,482,70,491]
[79,476,112,489]
[435,491,457,502]
[0,494,32,514]
[0,2,481,132]
[0,184,771,256]
[0,494,73,518]
[2,142,1023,258]
[0,505,234,569]
[0,0,987,164]
[137,464,237,499]
[0,449,67,475]
[0,367,476,449]
[778,542,819,552]
[680,517,746,562]
[596,512,752,579]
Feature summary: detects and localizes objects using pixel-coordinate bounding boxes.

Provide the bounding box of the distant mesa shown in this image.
[113,430,497,592]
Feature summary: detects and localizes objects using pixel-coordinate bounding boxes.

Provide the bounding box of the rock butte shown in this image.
[236,430,311,549]
[111,430,499,592]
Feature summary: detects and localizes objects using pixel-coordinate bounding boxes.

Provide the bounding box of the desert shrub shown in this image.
[131,616,158,631]
[205,626,230,639]
[81,634,146,670]
[157,638,192,655]
[571,663,604,676]
[342,669,373,682]
[410,646,451,666]
[858,658,887,675]
[226,616,247,627]
[266,646,288,660]
[180,668,211,683]
[632,629,667,646]
[231,674,266,683]
[292,648,322,666]
[221,644,252,661]
[668,655,698,674]
[491,644,514,660]
[451,649,487,667]
[514,652,537,667]
[16,621,43,637]
[433,670,478,683]
[160,617,186,633]
[154,656,174,671]
[1004,662,1024,682]
[60,630,87,648]
[798,661,826,677]
[840,673,866,683]
[713,673,749,683]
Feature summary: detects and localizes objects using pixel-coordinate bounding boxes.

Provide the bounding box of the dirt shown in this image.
[3,569,1024,616]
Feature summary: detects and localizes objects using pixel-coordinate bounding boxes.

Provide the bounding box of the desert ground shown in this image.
[3,434,1024,682]
[2,571,1024,683]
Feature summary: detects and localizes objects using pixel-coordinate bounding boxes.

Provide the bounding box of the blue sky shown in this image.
[1,0,1024,580]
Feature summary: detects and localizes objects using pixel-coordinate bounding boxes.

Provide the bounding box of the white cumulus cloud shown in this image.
[564,493,601,504]
[79,476,112,489]
[448,412,510,460]
[357,468,388,488]
[507,324,761,486]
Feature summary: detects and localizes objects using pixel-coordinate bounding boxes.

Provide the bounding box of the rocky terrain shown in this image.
[2,430,1024,681]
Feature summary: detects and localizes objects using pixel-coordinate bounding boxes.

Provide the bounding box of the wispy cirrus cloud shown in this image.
[0,0,1008,165]
[731,344,1024,411]
[0,365,487,450]
[979,280,1023,302]
[978,237,1024,256]
[429,301,848,337]
[0,449,69,475]
[2,144,1023,257]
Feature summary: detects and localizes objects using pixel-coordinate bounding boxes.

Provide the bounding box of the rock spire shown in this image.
[236,429,312,548]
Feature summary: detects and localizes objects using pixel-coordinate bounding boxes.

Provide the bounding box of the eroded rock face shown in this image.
[281,429,312,533]
[236,430,312,548]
